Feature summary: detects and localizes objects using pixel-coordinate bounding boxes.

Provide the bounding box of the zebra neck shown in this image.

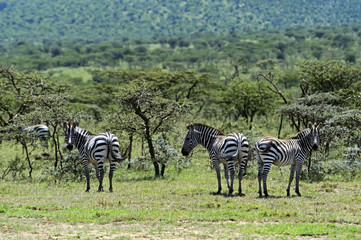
[74,127,91,149]
[195,128,220,151]
[297,129,313,151]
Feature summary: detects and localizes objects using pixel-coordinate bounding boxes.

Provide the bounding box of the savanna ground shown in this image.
[0,147,360,240]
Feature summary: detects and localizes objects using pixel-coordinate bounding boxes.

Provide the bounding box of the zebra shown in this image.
[64,121,128,192]
[181,123,249,195]
[255,123,321,198]
[24,125,51,148]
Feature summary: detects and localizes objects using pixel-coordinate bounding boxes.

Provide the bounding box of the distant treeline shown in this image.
[1,0,361,42]
[1,25,361,75]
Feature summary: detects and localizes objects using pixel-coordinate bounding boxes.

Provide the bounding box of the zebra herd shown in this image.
[181,122,321,197]
[20,121,321,197]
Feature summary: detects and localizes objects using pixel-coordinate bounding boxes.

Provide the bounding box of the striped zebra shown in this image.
[255,123,321,198]
[23,124,50,150]
[64,121,128,192]
[181,123,249,195]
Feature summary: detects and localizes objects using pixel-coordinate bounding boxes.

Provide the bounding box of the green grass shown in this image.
[0,154,361,239]
[0,140,360,239]
[44,67,94,84]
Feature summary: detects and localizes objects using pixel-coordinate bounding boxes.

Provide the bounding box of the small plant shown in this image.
[1,155,27,180]
[153,137,190,172]
[43,146,85,182]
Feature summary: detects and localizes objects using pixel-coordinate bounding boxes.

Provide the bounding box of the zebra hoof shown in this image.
[296,192,302,197]
[238,193,245,197]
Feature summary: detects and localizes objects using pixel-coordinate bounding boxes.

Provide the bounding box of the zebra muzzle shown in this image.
[181,148,189,156]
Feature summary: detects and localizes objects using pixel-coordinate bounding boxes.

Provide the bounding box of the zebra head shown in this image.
[181,124,199,156]
[309,122,322,150]
[64,121,77,151]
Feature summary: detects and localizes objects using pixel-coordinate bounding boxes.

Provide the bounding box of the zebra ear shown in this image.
[186,124,194,131]
[73,122,78,128]
[63,121,68,129]
[317,122,323,129]
[308,123,313,129]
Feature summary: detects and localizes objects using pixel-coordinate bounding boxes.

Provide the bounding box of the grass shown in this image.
[0,150,361,239]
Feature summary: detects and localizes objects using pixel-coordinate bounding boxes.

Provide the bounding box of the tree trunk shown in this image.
[23,142,32,179]
[56,130,63,168]
[278,115,283,139]
[145,125,160,177]
[128,133,133,169]
[52,125,58,169]
[160,163,166,177]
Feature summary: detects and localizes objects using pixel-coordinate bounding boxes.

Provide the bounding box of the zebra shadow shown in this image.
[257,195,285,199]
[258,195,312,199]
[117,175,156,183]
[210,192,246,198]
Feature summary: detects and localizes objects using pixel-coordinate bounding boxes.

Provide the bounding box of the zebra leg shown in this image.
[109,161,116,192]
[257,163,263,197]
[238,162,245,196]
[227,161,235,195]
[262,163,272,197]
[97,159,105,192]
[94,163,100,181]
[287,165,296,197]
[214,161,222,194]
[223,163,230,190]
[82,159,91,192]
[295,162,303,196]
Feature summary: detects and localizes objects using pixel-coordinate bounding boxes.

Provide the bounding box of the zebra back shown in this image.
[255,123,321,167]
[24,125,50,140]
[68,124,124,162]
[215,132,249,163]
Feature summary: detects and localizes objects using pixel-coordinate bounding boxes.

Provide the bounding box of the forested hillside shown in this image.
[1,0,361,43]
[1,1,361,238]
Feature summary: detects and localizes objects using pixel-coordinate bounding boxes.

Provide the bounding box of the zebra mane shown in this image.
[288,128,311,139]
[187,123,224,135]
[75,126,93,136]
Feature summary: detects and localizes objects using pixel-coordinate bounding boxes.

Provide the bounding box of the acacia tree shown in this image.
[26,90,71,169]
[278,60,361,173]
[102,69,210,177]
[0,67,66,177]
[221,77,275,130]
[0,67,72,177]
[115,81,186,177]
[0,67,52,127]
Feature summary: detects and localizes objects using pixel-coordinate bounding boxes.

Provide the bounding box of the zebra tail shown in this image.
[108,140,130,162]
[255,140,273,153]
[107,139,125,162]
[236,136,248,162]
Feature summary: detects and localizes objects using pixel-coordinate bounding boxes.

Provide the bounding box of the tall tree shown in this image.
[102,69,210,177]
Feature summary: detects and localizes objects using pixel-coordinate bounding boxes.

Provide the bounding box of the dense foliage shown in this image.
[1,0,361,43]
[2,24,361,75]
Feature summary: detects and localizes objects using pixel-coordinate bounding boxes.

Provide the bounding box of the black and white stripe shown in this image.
[64,121,127,192]
[181,123,249,195]
[24,124,50,148]
[255,123,321,197]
